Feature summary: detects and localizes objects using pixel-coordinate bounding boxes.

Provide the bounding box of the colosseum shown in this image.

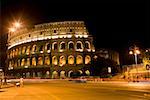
[7,21,96,78]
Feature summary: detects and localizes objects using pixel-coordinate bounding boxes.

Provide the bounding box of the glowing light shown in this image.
[135,50,140,54]
[9,27,16,32]
[14,22,21,28]
[129,51,133,55]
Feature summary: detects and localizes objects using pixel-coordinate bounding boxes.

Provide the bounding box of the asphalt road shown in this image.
[0,80,150,100]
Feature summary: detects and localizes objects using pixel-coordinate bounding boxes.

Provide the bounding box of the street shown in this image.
[0,80,150,100]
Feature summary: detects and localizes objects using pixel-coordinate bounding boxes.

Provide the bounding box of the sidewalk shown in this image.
[0,83,14,89]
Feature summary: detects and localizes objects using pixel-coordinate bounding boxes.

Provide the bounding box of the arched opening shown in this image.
[9,61,12,67]
[68,41,74,50]
[32,57,36,66]
[76,41,83,50]
[19,48,21,55]
[52,71,58,79]
[85,41,91,50]
[12,49,15,57]
[59,56,66,66]
[70,71,81,78]
[68,55,74,64]
[21,58,25,66]
[14,61,17,67]
[18,59,20,66]
[85,70,90,76]
[22,46,26,54]
[38,57,43,65]
[60,71,66,79]
[52,42,57,50]
[39,45,44,53]
[15,48,18,56]
[85,55,91,64]
[27,58,30,66]
[60,42,65,51]
[45,56,50,65]
[76,55,83,64]
[26,46,31,55]
[45,43,50,53]
[52,56,58,65]
[32,45,37,53]
[78,70,83,75]
[68,70,73,77]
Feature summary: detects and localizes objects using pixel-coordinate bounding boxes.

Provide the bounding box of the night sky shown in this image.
[0,0,150,67]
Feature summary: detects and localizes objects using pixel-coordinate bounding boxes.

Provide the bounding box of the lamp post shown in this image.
[129,46,140,80]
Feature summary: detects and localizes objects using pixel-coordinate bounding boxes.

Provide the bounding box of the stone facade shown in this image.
[7,21,95,78]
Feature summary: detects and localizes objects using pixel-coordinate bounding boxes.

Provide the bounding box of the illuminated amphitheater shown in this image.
[7,21,96,78]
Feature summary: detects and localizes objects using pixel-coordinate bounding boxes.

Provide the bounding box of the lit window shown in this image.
[21,59,25,66]
[76,55,83,64]
[45,56,50,65]
[68,55,74,64]
[52,56,58,65]
[38,57,43,65]
[32,45,37,53]
[85,55,91,64]
[59,56,66,66]
[32,57,36,66]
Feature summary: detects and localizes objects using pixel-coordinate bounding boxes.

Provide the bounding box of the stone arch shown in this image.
[52,71,58,79]
[9,61,12,67]
[22,46,26,54]
[15,48,19,56]
[38,57,43,65]
[12,49,15,57]
[76,41,83,51]
[10,51,12,58]
[76,55,83,64]
[85,41,91,50]
[68,41,74,50]
[26,58,30,66]
[85,55,91,64]
[59,55,66,66]
[68,55,74,64]
[26,46,31,55]
[60,71,66,79]
[68,70,73,77]
[60,41,65,51]
[45,56,50,65]
[78,70,83,75]
[52,42,57,50]
[32,45,37,53]
[18,59,20,66]
[19,47,21,55]
[39,45,44,53]
[85,70,90,76]
[52,56,58,65]
[21,58,25,66]
[45,43,51,52]
[14,61,17,67]
[32,57,36,66]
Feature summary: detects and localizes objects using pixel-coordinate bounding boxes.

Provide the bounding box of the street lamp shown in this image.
[8,21,22,32]
[129,46,140,80]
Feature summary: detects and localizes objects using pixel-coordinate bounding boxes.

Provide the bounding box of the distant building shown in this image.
[95,48,120,65]
[7,21,96,78]
[123,48,150,79]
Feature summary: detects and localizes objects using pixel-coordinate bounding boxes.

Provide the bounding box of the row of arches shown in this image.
[11,70,91,78]
[9,55,91,68]
[9,41,92,58]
